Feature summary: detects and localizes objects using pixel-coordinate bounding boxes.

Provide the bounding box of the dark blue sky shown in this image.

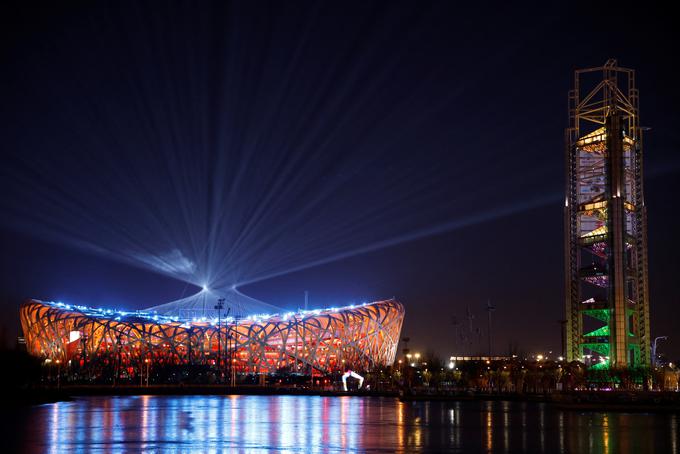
[1,2,679,359]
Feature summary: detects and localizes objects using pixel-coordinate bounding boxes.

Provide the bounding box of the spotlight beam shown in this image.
[236,193,561,287]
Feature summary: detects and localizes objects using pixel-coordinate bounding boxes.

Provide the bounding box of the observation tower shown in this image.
[564,59,651,368]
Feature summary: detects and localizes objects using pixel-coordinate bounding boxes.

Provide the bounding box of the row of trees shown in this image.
[4,343,678,392]
[364,354,679,393]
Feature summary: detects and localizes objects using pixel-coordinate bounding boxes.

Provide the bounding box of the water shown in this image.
[3,395,678,453]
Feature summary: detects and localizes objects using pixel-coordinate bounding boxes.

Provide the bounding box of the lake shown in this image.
[4,395,678,453]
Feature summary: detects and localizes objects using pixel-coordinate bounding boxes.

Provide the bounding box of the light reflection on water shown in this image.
[5,395,679,453]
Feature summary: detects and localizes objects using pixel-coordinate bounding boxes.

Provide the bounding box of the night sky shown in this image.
[1,3,679,359]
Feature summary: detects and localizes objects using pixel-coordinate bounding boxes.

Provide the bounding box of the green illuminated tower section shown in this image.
[564,60,651,368]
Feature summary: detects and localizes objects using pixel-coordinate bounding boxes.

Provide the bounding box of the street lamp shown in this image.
[144,358,150,386]
[55,359,61,389]
[214,298,225,382]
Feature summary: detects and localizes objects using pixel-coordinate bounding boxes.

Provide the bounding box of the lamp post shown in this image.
[652,336,668,368]
[214,298,225,382]
[231,316,239,387]
[226,329,232,387]
[401,336,410,362]
[486,301,496,358]
[559,319,567,359]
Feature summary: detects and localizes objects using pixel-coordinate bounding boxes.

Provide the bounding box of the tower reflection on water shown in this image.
[24,395,678,453]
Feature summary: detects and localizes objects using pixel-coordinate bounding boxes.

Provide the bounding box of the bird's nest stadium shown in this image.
[20,297,404,381]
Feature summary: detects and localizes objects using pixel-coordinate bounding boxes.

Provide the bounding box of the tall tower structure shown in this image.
[564,59,651,369]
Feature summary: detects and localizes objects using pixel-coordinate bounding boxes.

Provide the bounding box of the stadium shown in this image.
[19,296,405,383]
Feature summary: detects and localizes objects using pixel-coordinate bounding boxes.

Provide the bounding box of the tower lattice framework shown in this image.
[564,59,651,368]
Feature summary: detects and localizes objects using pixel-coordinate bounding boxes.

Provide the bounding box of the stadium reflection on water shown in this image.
[14,395,680,453]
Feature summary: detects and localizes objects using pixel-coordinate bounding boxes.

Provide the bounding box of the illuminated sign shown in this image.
[342,370,364,391]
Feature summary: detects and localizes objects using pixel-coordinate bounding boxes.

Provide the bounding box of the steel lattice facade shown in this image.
[564,60,651,368]
[20,299,404,378]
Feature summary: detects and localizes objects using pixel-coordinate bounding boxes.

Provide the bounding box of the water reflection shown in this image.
[485,400,493,452]
[5,396,678,453]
